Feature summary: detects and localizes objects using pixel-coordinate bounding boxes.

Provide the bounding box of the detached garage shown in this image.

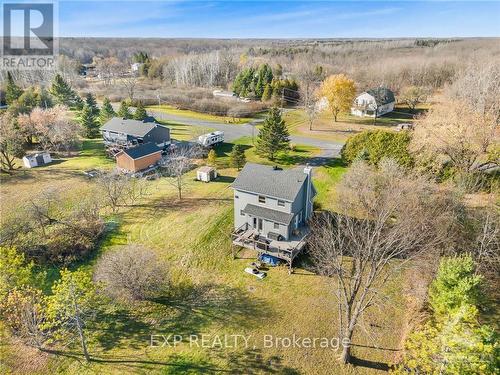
[115,143,162,173]
[22,152,52,168]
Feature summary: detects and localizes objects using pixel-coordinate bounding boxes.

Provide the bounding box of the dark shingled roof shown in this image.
[366,87,395,106]
[231,163,308,201]
[101,117,166,137]
[242,204,294,225]
[122,143,161,159]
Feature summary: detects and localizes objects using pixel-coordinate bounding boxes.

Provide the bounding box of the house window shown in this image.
[277,200,285,207]
[240,210,245,216]
[274,222,279,230]
[258,196,266,203]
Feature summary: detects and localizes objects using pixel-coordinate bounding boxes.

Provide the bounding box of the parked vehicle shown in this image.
[198,131,224,147]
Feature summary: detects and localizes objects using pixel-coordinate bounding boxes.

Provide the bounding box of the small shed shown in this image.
[22,152,52,168]
[197,166,217,182]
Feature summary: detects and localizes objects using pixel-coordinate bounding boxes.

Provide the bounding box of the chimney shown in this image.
[304,164,313,220]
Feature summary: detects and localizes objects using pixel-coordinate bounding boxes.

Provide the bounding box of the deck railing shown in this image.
[231,223,304,261]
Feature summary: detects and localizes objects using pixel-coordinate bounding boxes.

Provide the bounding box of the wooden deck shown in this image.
[231,223,309,273]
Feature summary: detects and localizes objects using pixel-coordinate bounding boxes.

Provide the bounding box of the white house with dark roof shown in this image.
[101,117,170,149]
[231,163,316,271]
[351,87,396,117]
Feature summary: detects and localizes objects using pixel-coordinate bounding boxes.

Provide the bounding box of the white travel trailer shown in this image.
[198,131,224,147]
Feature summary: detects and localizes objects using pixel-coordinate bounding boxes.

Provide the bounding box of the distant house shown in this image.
[101,117,170,149]
[22,152,52,168]
[231,163,316,272]
[351,87,395,117]
[115,142,162,173]
[131,62,143,73]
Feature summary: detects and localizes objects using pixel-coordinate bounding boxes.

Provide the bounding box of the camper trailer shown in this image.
[198,131,224,147]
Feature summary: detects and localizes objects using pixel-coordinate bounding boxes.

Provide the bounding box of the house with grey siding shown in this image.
[231,163,316,272]
[101,117,171,149]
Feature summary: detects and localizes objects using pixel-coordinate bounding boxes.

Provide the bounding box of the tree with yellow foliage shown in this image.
[319,74,356,122]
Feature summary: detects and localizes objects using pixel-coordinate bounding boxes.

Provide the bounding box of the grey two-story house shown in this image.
[231,163,316,271]
[101,117,171,149]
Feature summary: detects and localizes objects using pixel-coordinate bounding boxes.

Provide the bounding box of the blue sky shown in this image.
[8,1,500,38]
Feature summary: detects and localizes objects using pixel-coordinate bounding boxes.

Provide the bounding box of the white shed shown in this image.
[22,152,52,168]
[197,166,217,182]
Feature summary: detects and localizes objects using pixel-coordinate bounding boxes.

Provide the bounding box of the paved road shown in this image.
[148,109,344,160]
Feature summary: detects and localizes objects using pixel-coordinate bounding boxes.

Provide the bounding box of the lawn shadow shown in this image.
[151,283,274,336]
[350,355,390,372]
[221,348,302,374]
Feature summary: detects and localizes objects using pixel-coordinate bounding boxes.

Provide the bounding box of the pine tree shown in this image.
[79,104,99,138]
[85,93,99,117]
[133,101,147,121]
[99,97,115,125]
[5,72,23,105]
[256,107,290,161]
[117,101,132,119]
[229,144,246,170]
[49,74,79,108]
[261,84,272,101]
[207,149,217,166]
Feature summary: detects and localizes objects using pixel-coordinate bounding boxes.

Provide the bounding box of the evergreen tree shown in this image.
[256,107,290,161]
[133,101,148,121]
[429,254,482,318]
[117,100,132,119]
[261,84,272,101]
[79,104,99,138]
[229,144,246,170]
[85,93,99,117]
[396,255,498,375]
[207,149,217,166]
[49,74,79,108]
[37,87,53,109]
[5,72,23,105]
[99,97,115,125]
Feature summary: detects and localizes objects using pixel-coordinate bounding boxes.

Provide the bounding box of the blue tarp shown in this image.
[259,254,282,267]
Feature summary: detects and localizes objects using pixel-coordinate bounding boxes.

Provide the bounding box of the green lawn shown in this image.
[147,105,254,125]
[1,137,404,375]
[283,104,426,143]
[156,119,214,141]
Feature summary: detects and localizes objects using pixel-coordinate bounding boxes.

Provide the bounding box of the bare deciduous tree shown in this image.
[18,105,80,155]
[159,145,202,200]
[399,85,429,112]
[448,62,500,125]
[121,75,139,101]
[96,169,148,213]
[94,244,169,301]
[0,287,48,349]
[411,100,499,174]
[308,159,458,364]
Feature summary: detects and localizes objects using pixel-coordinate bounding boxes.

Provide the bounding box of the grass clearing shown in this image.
[284,105,425,143]
[156,119,214,141]
[147,104,254,125]
[1,137,404,374]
